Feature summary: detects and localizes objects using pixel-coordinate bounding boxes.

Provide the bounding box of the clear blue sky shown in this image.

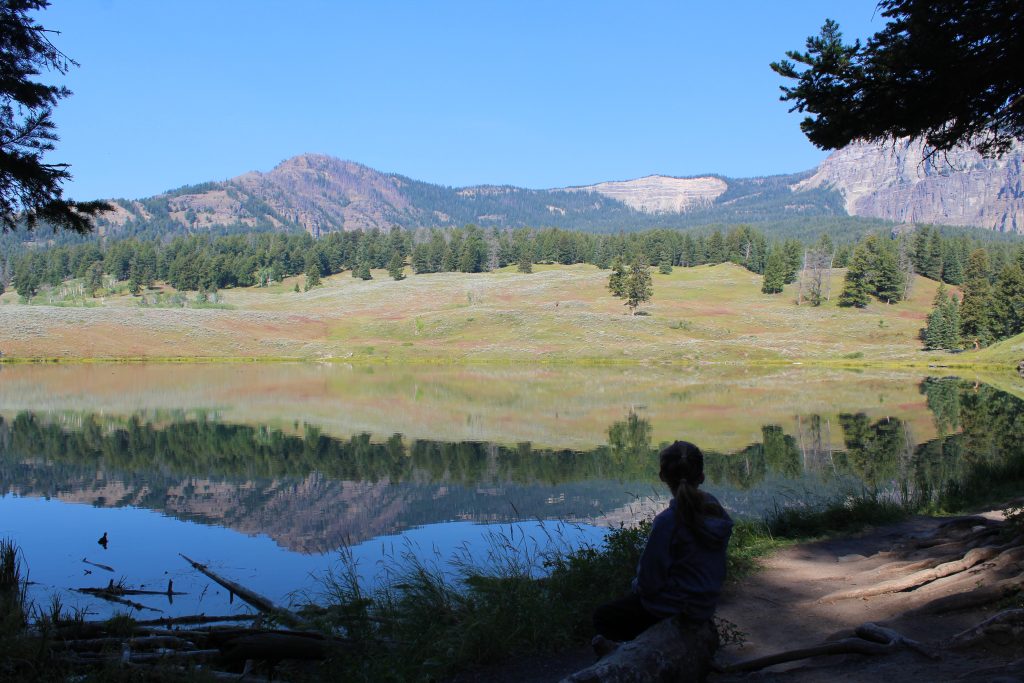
[42,1,885,201]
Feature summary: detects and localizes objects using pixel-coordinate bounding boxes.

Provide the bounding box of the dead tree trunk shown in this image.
[561,617,717,683]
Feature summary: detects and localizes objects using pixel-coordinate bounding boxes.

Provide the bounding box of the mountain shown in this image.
[94,140,1024,238]
[795,138,1024,233]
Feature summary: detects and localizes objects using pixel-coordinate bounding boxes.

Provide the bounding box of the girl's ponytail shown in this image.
[658,440,724,533]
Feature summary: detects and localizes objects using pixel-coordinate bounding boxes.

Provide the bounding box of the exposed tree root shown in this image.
[719,622,935,673]
[820,546,1003,602]
[909,574,1024,615]
[948,609,1024,649]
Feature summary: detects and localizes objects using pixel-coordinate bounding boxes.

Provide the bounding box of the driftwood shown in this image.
[720,621,936,673]
[179,553,308,628]
[133,613,260,627]
[60,635,196,652]
[561,617,718,683]
[82,557,115,573]
[217,632,331,663]
[73,588,162,613]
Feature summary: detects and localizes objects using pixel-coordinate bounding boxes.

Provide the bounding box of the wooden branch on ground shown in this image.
[179,553,308,628]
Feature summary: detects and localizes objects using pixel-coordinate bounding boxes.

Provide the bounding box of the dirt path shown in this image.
[453,509,1024,682]
[715,510,1023,682]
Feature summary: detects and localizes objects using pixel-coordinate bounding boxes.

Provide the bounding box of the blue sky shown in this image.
[43,1,885,200]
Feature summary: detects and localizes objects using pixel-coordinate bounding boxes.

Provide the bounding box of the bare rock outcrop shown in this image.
[794,138,1024,233]
[564,175,728,214]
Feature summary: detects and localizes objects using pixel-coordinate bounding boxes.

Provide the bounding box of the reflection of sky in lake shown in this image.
[1,495,605,619]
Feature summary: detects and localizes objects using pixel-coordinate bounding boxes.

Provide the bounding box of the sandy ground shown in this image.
[452,510,1024,683]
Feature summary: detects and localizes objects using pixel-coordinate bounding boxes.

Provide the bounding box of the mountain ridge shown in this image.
[94,139,1024,237]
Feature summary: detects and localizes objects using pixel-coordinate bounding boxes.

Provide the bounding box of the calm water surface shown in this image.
[0,363,1021,619]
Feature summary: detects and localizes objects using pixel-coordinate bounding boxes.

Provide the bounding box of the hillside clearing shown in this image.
[0,263,1017,370]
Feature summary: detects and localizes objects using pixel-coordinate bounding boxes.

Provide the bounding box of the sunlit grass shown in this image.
[3,263,1008,368]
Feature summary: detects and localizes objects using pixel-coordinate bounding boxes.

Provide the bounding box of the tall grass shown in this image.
[307,500,873,681]
[0,538,27,636]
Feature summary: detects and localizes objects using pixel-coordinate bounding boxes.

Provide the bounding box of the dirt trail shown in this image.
[454,510,1024,682]
[715,510,1023,682]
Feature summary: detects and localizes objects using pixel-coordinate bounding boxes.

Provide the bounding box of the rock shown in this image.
[560,617,718,683]
[794,137,1024,233]
[838,554,867,563]
[566,176,728,214]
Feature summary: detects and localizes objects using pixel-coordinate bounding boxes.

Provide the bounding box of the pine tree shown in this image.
[85,262,104,297]
[761,246,787,294]
[625,257,653,314]
[959,249,993,348]
[942,245,964,285]
[387,251,406,281]
[782,239,803,284]
[992,263,1024,340]
[872,245,905,303]
[923,285,951,350]
[923,231,944,280]
[356,261,372,281]
[658,249,673,275]
[517,248,533,274]
[304,261,321,291]
[128,258,143,295]
[941,292,961,350]
[838,243,871,308]
[608,257,627,297]
[411,243,430,274]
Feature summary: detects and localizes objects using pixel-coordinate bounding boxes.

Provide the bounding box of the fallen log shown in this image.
[179,554,308,628]
[560,616,718,683]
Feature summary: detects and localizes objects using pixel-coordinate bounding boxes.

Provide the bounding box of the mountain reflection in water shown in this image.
[1,377,1021,555]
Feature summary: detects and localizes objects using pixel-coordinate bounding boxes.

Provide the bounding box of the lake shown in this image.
[0,363,1021,620]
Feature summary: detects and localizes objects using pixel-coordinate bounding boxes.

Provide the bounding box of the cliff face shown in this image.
[564,175,728,213]
[794,138,1024,233]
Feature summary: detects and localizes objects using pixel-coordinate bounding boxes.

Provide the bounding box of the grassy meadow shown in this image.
[0,262,1019,371]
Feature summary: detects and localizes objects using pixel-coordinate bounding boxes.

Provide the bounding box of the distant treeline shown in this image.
[1,379,1020,499]
[4,222,1022,302]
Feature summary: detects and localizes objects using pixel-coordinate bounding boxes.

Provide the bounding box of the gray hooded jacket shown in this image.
[631,495,733,621]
